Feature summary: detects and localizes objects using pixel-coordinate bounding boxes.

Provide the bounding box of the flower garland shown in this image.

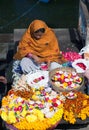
[0,87,64,130]
[13,108,63,130]
[62,91,89,124]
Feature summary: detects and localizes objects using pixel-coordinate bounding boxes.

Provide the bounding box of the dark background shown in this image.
[0,0,79,33]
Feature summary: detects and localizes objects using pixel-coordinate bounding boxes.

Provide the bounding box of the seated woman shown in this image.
[13,19,66,75]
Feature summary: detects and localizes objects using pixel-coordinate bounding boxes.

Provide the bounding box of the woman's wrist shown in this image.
[27,53,33,58]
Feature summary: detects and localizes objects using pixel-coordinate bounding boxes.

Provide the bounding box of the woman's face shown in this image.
[33,31,44,40]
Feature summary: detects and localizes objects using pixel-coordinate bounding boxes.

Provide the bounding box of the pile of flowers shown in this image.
[62,91,89,124]
[0,86,64,130]
[0,71,89,129]
[62,51,82,62]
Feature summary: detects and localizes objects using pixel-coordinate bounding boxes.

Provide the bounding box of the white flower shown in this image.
[41,107,49,114]
[51,91,57,96]
[16,97,23,102]
[45,111,55,118]
[45,87,52,92]
[56,100,61,105]
[29,101,35,104]
[35,101,41,104]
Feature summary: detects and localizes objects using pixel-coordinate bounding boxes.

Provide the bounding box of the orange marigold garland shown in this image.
[63,91,89,124]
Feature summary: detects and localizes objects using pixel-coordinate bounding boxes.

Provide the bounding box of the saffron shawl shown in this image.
[14,20,64,63]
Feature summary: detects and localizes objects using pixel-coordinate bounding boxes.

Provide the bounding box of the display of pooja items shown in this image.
[49,67,84,93]
[0,73,64,130]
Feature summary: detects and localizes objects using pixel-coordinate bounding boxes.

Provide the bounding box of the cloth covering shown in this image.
[14,20,65,64]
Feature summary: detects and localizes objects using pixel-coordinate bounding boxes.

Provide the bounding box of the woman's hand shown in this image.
[32,54,42,64]
[0,76,7,84]
[47,61,51,70]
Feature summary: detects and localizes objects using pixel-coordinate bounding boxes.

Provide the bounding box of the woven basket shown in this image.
[49,67,84,92]
[4,120,60,130]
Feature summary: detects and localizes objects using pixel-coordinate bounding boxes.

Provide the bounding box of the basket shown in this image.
[3,121,17,130]
[49,67,84,93]
[4,120,61,130]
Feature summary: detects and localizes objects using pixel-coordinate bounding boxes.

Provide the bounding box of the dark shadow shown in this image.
[5,41,19,85]
[7,49,14,64]
[56,123,89,129]
[69,28,84,51]
[14,41,19,55]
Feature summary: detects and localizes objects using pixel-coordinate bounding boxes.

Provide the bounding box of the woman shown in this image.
[14,19,66,74]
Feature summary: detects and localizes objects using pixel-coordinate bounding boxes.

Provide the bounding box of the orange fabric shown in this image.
[14,20,65,63]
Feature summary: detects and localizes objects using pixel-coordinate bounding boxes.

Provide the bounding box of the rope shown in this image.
[0,0,40,30]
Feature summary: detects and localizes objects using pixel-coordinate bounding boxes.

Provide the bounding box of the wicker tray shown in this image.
[49,67,84,92]
[4,121,61,130]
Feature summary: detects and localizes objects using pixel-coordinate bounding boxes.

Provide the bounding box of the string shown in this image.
[0,0,40,30]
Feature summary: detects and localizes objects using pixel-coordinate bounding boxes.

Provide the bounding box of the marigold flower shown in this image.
[63,91,89,124]
[1,111,8,122]
[26,114,37,122]
[8,111,17,123]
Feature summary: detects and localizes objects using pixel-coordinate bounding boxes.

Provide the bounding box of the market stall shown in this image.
[0,50,89,130]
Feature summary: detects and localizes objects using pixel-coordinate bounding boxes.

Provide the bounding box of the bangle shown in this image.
[27,53,32,58]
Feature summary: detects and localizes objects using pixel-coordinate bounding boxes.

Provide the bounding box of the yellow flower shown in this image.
[13,107,63,130]
[63,82,68,88]
[80,114,87,120]
[40,86,44,91]
[0,109,2,115]
[16,111,20,115]
[69,118,76,124]
[49,108,63,125]
[26,114,37,122]
[54,76,57,81]
[32,95,39,101]
[48,100,52,103]
[85,106,89,116]
[1,97,9,106]
[9,102,14,108]
[33,109,44,120]
[1,111,8,122]
[63,110,69,121]
[8,111,17,123]
[35,91,40,95]
[21,108,27,117]
[83,100,87,106]
[60,74,64,80]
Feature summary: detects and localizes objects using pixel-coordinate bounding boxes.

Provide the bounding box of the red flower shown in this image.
[52,102,58,107]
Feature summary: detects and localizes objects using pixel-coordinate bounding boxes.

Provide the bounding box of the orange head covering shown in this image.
[14,19,65,63]
[29,19,48,34]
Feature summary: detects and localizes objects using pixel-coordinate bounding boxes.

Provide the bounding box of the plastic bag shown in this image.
[72,59,89,73]
[79,45,89,60]
[79,45,89,55]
